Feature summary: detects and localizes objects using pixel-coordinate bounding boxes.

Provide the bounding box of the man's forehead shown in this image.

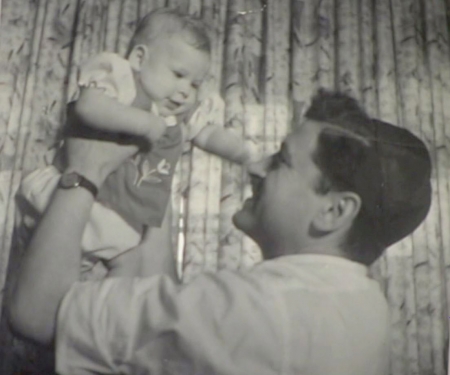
[277,122,322,169]
[286,119,323,146]
[279,121,324,179]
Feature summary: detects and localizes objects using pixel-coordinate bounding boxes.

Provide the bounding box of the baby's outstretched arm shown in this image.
[75,87,166,143]
[192,124,255,165]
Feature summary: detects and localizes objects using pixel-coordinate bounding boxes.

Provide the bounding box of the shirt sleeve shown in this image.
[78,52,136,105]
[184,92,225,141]
[56,271,283,375]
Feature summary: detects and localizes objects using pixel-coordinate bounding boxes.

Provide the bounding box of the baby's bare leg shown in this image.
[140,204,178,281]
[104,204,178,280]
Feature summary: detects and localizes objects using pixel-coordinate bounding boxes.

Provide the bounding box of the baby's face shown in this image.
[136,34,210,117]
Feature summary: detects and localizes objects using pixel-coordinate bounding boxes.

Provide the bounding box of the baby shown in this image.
[21,8,255,272]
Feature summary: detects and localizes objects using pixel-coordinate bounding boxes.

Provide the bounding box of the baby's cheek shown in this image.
[181,94,198,112]
[175,101,198,123]
[188,89,199,104]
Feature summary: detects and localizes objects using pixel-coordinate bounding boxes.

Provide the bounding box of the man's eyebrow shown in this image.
[280,142,293,166]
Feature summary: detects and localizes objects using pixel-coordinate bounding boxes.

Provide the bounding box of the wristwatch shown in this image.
[59,172,98,197]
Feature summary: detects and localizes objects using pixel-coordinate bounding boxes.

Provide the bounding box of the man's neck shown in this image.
[261,236,347,260]
[296,245,347,258]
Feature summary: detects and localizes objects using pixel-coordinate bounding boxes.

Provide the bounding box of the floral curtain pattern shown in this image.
[1,0,450,374]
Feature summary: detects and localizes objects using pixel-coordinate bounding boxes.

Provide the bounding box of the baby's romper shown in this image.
[20,52,215,271]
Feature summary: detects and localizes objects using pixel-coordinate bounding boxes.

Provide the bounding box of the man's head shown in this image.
[233,90,432,265]
[127,8,211,116]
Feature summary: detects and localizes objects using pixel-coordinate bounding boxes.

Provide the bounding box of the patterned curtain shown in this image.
[1,0,449,374]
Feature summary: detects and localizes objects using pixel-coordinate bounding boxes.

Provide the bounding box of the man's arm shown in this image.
[55,269,283,375]
[192,124,255,165]
[8,137,138,345]
[8,186,94,345]
[75,88,166,142]
[104,200,178,280]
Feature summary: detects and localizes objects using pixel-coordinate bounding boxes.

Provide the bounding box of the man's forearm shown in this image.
[8,187,95,345]
[9,134,138,345]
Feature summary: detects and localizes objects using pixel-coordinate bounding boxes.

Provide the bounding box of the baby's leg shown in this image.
[104,204,178,279]
[81,201,141,270]
[140,203,178,281]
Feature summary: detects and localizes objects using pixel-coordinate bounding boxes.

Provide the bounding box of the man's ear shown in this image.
[128,45,148,71]
[313,192,361,233]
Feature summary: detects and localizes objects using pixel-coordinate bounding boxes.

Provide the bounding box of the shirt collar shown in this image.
[272,253,369,277]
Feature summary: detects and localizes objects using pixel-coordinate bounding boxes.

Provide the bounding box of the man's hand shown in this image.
[65,136,139,188]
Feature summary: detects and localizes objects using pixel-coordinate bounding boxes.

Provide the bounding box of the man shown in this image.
[8,90,431,374]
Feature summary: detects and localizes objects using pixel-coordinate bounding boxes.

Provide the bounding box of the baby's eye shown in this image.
[191,82,200,89]
[173,71,184,78]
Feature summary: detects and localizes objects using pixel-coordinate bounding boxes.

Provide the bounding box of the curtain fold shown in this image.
[1,1,449,374]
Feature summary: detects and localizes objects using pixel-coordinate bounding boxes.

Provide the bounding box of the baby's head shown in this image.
[127,8,211,117]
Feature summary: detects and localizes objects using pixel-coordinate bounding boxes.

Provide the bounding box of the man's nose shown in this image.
[247,157,270,178]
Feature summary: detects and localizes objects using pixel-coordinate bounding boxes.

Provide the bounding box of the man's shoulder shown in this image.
[249,255,387,303]
[252,256,390,374]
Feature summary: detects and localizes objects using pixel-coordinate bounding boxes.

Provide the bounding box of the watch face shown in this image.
[60,172,81,188]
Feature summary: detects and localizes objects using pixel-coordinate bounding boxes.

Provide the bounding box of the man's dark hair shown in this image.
[304,89,432,265]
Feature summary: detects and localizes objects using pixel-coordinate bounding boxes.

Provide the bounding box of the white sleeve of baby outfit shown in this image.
[20,166,61,213]
[184,92,225,141]
[78,52,137,106]
[20,166,141,270]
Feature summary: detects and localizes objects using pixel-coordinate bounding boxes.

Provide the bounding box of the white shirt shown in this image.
[56,254,390,375]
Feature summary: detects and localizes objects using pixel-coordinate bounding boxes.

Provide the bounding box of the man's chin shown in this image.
[232,207,256,237]
[233,208,269,255]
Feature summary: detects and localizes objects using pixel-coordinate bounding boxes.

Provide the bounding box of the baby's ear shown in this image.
[128,45,148,71]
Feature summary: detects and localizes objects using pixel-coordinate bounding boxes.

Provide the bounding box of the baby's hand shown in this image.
[240,146,266,168]
[176,101,201,124]
[143,115,167,145]
[238,152,259,169]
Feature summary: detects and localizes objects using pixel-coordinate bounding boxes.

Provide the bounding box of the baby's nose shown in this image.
[178,81,191,98]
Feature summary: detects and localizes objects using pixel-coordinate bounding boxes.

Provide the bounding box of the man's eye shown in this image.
[191,82,200,89]
[174,71,183,78]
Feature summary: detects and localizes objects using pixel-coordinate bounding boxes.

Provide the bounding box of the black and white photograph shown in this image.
[0,0,449,374]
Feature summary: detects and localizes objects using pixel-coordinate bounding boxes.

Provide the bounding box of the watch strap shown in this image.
[59,172,99,197]
[78,175,98,197]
